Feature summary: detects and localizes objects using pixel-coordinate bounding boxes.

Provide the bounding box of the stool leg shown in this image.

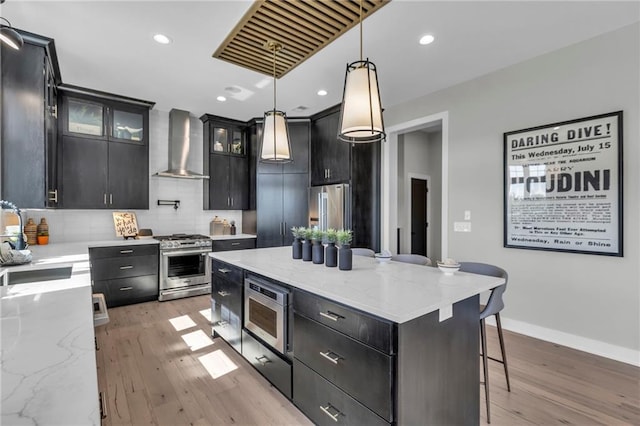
[495,313,511,392]
[480,318,491,423]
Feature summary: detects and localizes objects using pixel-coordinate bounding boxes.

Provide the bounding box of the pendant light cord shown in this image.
[359,0,363,61]
[273,45,277,112]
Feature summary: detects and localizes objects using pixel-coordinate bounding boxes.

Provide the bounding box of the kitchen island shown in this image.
[210,246,505,425]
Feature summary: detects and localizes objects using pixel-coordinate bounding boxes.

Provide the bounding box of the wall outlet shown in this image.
[464,210,471,220]
[454,222,472,232]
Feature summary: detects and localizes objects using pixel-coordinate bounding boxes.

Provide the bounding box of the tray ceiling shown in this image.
[213,0,390,78]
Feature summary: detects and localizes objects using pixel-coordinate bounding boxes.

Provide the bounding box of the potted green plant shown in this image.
[291,226,305,259]
[325,228,338,267]
[337,229,353,270]
[302,227,314,261]
[311,229,325,264]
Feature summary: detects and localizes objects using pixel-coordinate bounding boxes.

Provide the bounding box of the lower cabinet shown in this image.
[211,259,243,353]
[242,330,292,399]
[212,238,256,252]
[89,244,159,308]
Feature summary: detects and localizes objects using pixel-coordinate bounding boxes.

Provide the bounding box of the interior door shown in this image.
[411,178,427,256]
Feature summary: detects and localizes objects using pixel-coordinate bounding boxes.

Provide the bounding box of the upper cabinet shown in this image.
[1,30,60,208]
[201,115,249,210]
[58,87,154,209]
[310,106,351,186]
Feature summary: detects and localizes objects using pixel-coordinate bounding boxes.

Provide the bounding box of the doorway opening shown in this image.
[411,177,428,256]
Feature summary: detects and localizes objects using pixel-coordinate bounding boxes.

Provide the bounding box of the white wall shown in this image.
[384,23,640,363]
[24,109,242,241]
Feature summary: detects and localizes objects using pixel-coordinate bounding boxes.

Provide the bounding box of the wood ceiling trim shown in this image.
[213,0,390,78]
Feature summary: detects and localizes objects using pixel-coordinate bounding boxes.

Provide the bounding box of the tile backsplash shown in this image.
[22,109,243,243]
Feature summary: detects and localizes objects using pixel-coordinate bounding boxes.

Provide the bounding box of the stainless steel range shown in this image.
[155,234,212,301]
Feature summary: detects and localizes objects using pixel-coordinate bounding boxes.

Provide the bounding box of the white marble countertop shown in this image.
[209,233,256,240]
[211,247,505,324]
[1,264,100,424]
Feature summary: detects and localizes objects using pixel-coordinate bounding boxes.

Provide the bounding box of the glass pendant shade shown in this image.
[338,60,385,143]
[0,22,23,50]
[260,110,292,162]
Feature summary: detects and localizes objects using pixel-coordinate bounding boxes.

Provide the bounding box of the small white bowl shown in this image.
[375,253,392,263]
[437,262,460,275]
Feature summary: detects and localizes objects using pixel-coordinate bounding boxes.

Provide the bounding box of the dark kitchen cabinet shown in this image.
[310,106,350,186]
[58,87,153,209]
[255,119,311,174]
[256,173,308,248]
[210,258,243,353]
[1,30,60,208]
[89,244,159,308]
[201,115,249,210]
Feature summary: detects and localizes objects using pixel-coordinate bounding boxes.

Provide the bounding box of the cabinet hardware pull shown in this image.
[319,404,341,422]
[109,193,113,205]
[119,286,133,291]
[231,242,240,246]
[119,265,133,270]
[319,350,342,365]
[228,196,231,206]
[319,311,343,322]
[217,291,230,297]
[99,392,108,419]
[255,355,271,366]
[231,197,234,206]
[48,189,58,203]
[120,250,134,254]
[218,268,231,274]
[103,193,107,205]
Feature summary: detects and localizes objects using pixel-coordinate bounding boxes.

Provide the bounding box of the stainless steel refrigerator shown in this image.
[309,184,351,231]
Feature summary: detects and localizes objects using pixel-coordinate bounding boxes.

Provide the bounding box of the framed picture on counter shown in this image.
[503,111,623,256]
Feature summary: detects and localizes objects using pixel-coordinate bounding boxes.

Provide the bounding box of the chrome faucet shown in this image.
[0,200,26,250]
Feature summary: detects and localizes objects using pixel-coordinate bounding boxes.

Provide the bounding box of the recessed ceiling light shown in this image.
[153,34,172,45]
[317,89,328,96]
[224,86,242,94]
[419,34,435,45]
[217,96,227,102]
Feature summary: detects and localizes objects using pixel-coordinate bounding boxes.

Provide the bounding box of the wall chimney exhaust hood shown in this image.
[154,109,209,179]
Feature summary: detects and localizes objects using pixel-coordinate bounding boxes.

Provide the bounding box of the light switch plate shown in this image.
[439,305,453,322]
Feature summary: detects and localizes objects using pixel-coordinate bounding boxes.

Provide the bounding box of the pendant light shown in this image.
[260,41,292,163]
[0,17,23,50]
[338,0,385,144]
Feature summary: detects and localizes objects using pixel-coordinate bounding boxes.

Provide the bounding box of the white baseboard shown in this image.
[485,316,640,367]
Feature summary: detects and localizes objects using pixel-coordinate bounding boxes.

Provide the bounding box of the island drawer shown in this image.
[242,330,292,399]
[89,244,158,259]
[211,258,243,284]
[90,255,158,281]
[294,289,395,354]
[293,358,389,426]
[94,275,158,308]
[212,238,256,252]
[293,313,393,422]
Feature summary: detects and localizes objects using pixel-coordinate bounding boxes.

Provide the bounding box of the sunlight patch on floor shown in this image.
[169,314,196,331]
[181,329,214,351]
[199,308,212,322]
[198,349,238,379]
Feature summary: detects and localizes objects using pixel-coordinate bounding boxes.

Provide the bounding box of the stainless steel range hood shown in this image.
[154,109,209,179]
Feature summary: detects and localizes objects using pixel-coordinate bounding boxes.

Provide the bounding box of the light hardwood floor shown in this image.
[95,295,639,425]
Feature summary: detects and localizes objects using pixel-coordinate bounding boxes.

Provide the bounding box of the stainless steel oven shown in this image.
[156,234,212,301]
[244,275,290,355]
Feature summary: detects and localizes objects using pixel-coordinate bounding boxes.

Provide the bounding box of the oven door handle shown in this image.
[161,249,210,256]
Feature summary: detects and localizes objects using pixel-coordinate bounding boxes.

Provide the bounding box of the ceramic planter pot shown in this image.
[325,242,337,267]
[292,238,302,259]
[302,239,312,261]
[312,240,324,264]
[339,244,352,270]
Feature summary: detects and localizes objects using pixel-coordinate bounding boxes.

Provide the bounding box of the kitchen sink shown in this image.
[5,265,73,285]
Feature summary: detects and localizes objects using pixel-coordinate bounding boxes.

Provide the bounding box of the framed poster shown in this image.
[112,212,139,237]
[504,111,622,256]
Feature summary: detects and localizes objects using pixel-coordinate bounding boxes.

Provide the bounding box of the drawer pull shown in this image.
[319,350,342,365]
[217,290,231,297]
[119,286,133,291]
[320,404,341,422]
[119,265,134,270]
[119,250,134,254]
[231,242,240,246]
[216,320,228,327]
[218,268,231,274]
[319,311,343,322]
[255,355,271,366]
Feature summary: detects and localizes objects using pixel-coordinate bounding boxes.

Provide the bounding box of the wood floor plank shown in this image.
[96,295,640,426]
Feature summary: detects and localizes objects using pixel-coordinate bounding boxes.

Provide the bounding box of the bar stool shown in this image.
[458,262,510,424]
[351,248,375,257]
[390,254,432,266]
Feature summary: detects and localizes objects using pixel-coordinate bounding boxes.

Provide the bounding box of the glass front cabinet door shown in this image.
[66,98,104,137]
[111,108,144,143]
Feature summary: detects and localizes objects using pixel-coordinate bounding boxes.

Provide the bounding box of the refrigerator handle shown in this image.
[319,191,328,232]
